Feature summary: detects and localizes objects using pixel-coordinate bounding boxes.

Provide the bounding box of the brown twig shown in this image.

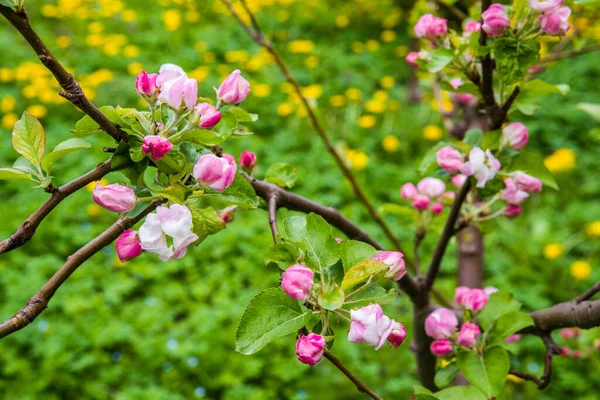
[0,199,165,339]
[434,0,468,20]
[575,281,600,304]
[0,160,112,254]
[540,43,600,64]
[424,180,472,290]
[222,0,406,255]
[511,334,560,389]
[248,177,421,300]
[492,86,520,129]
[323,350,383,400]
[0,5,126,142]
[267,192,279,244]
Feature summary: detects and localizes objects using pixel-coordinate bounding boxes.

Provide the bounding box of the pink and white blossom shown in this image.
[405,51,420,67]
[348,304,395,350]
[193,102,222,129]
[425,308,458,339]
[464,20,482,34]
[135,71,158,100]
[455,286,489,312]
[436,146,464,174]
[417,177,446,198]
[401,183,418,200]
[460,147,500,188]
[387,321,407,348]
[281,264,314,301]
[115,230,143,262]
[414,14,448,40]
[431,339,453,357]
[482,4,510,37]
[92,183,136,213]
[457,322,481,348]
[514,172,543,193]
[239,151,257,171]
[193,154,237,191]
[142,135,173,161]
[529,0,563,12]
[502,122,529,149]
[296,334,325,366]
[501,178,530,205]
[217,69,251,105]
[539,6,571,36]
[373,251,406,281]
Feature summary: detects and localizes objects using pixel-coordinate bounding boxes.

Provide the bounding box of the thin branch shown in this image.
[267,193,279,244]
[323,350,383,400]
[0,199,165,339]
[248,177,421,301]
[0,160,112,254]
[492,86,520,129]
[540,43,600,64]
[414,228,426,276]
[575,281,600,304]
[509,334,559,389]
[0,6,126,142]
[222,0,406,254]
[424,180,471,290]
[434,0,468,20]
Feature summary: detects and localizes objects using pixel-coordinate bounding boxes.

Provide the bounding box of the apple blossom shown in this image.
[414,14,448,40]
[425,308,458,339]
[405,51,420,67]
[457,322,481,348]
[373,251,406,281]
[455,286,489,312]
[539,6,571,36]
[514,172,543,193]
[217,69,251,105]
[436,146,464,174]
[501,178,529,205]
[281,264,314,301]
[417,177,445,198]
[92,183,136,213]
[135,71,158,101]
[430,339,453,357]
[193,102,222,129]
[502,122,529,149]
[348,304,395,350]
[401,183,418,200]
[115,230,143,262]
[296,334,325,366]
[451,174,468,189]
[464,20,482,34]
[529,0,563,12]
[482,4,510,37]
[505,204,523,218]
[193,154,237,191]
[461,147,500,188]
[387,322,407,348]
[239,150,257,171]
[142,135,173,161]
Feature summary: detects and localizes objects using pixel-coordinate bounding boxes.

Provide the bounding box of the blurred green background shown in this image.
[0,0,599,398]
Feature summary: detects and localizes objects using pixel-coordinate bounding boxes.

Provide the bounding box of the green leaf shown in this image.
[71,106,128,136]
[174,128,228,146]
[340,240,377,271]
[481,130,502,150]
[153,184,192,204]
[317,283,345,311]
[478,292,521,331]
[514,79,568,115]
[235,288,312,355]
[229,107,258,122]
[12,157,37,175]
[0,167,32,180]
[463,129,483,148]
[575,0,600,6]
[155,150,186,175]
[265,162,298,188]
[214,110,238,136]
[191,207,226,243]
[510,151,558,190]
[41,138,91,172]
[435,362,459,389]
[203,173,259,209]
[414,385,435,395]
[426,48,455,73]
[12,112,46,166]
[457,346,509,398]
[343,283,398,308]
[341,260,387,291]
[436,386,487,400]
[282,214,340,271]
[264,243,301,269]
[486,311,534,347]
[493,37,540,85]
[379,203,418,219]
[577,103,600,123]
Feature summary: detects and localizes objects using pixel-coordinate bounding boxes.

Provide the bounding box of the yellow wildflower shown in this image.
[276,10,289,22]
[336,15,349,28]
[365,99,385,114]
[253,83,271,98]
[1,96,16,113]
[1,113,18,129]
[122,9,137,22]
[347,150,368,170]
[394,45,409,57]
[127,62,144,75]
[186,10,200,23]
[571,261,591,280]
[366,40,380,52]
[382,135,400,152]
[423,125,443,141]
[351,42,364,53]
[114,258,127,268]
[380,76,395,89]
[194,41,208,53]
[86,178,108,192]
[586,221,600,238]
[329,95,346,108]
[162,9,181,31]
[381,30,396,42]
[358,115,376,129]
[56,35,71,49]
[304,55,319,69]
[543,243,564,260]
[26,105,47,119]
[277,102,294,116]
[302,84,323,99]
[189,67,209,83]
[87,204,102,217]
[345,88,362,102]
[0,68,14,82]
[88,21,104,33]
[203,52,216,63]
[544,148,576,172]
[123,45,140,58]
[288,40,314,54]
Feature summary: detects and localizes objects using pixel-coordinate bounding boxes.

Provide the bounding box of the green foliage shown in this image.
[434,362,459,389]
[282,214,340,271]
[341,260,387,291]
[457,347,509,398]
[12,111,45,166]
[263,242,301,269]
[265,162,298,188]
[317,282,345,311]
[510,151,559,190]
[41,138,91,173]
[235,288,312,355]
[342,283,398,308]
[339,240,377,271]
[191,207,226,243]
[202,174,259,209]
[493,37,540,85]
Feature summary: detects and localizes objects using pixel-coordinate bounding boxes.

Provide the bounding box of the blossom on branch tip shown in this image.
[92,183,136,213]
[158,75,198,110]
[401,183,418,200]
[460,147,500,188]
[451,174,468,189]
[539,6,571,36]
[135,71,158,100]
[464,20,482,34]
[417,177,445,198]
[281,264,314,300]
[296,333,325,366]
[217,69,250,105]
[457,322,481,348]
[455,286,489,312]
[482,4,510,37]
[193,154,237,191]
[504,204,523,218]
[239,150,257,172]
[431,339,453,357]
[425,308,458,339]
[414,14,448,40]
[501,178,529,205]
[373,251,406,281]
[138,204,199,262]
[514,172,542,193]
[115,230,143,262]
[436,146,464,174]
[528,0,563,12]
[193,102,221,129]
[219,206,238,223]
[502,122,529,149]
[387,321,407,348]
[142,135,173,161]
[348,304,395,350]
[405,51,420,67]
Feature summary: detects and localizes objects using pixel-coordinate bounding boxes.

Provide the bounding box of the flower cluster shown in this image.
[401,178,453,214]
[425,286,496,357]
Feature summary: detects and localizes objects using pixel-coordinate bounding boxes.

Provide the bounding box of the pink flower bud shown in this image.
[430,339,453,357]
[425,308,458,339]
[436,146,464,174]
[239,150,257,171]
[158,75,198,110]
[455,93,477,105]
[502,122,529,149]
[92,183,136,213]
[217,69,250,105]
[464,20,482,34]
[430,202,444,214]
[504,204,523,218]
[482,4,510,37]
[281,264,314,301]
[449,78,464,90]
[514,172,542,193]
[387,321,407,348]
[135,71,158,99]
[348,304,395,350]
[414,14,448,40]
[417,177,446,198]
[539,6,571,36]
[296,333,325,366]
[505,334,522,344]
[219,206,238,223]
[561,346,571,357]
[142,135,173,161]
[412,194,431,210]
[560,328,580,339]
[501,178,529,205]
[193,154,237,191]
[572,350,581,358]
[193,102,222,129]
[401,183,418,200]
[115,230,143,262]
[405,51,420,67]
[528,0,563,12]
[373,251,406,281]
[451,174,468,189]
[455,286,489,312]
[457,322,481,348]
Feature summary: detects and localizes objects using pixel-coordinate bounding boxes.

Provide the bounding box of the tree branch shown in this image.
[478,0,499,125]
[539,43,600,64]
[0,5,126,142]
[510,334,560,389]
[248,177,421,300]
[434,0,467,20]
[323,350,383,400]
[0,199,165,339]
[424,180,471,290]
[524,298,600,333]
[0,160,112,254]
[267,192,279,244]
[575,281,600,304]
[222,0,406,254]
